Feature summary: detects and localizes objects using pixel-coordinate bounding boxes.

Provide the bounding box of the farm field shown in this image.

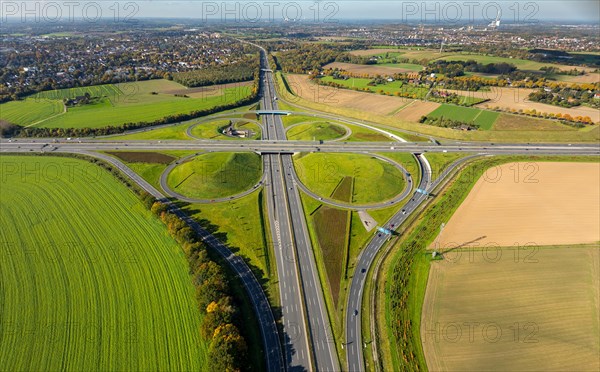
[286,121,347,141]
[320,75,485,106]
[0,80,253,128]
[378,156,600,372]
[0,156,206,370]
[285,74,411,116]
[422,245,599,372]
[433,162,600,249]
[167,152,262,199]
[443,87,600,122]
[0,99,64,126]
[293,152,405,204]
[548,71,600,84]
[493,114,577,131]
[349,48,448,61]
[433,53,597,73]
[277,73,600,143]
[394,101,441,122]
[349,48,406,56]
[324,61,422,75]
[427,104,500,130]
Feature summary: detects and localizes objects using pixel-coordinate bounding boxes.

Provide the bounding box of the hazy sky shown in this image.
[3,1,599,23]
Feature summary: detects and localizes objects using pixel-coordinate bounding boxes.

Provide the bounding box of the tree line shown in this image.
[150,201,248,371]
[172,55,259,87]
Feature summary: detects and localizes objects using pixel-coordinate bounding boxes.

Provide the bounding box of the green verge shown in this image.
[378,154,600,372]
[180,190,279,308]
[275,72,600,143]
[287,121,347,141]
[0,155,207,371]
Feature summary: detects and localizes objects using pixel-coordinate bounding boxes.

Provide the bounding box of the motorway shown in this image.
[2,48,599,372]
[2,139,599,156]
[259,47,339,371]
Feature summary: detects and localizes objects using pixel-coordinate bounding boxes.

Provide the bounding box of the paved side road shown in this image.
[344,153,483,371]
[74,150,285,372]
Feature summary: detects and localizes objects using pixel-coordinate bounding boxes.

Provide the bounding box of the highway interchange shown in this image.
[1,48,599,372]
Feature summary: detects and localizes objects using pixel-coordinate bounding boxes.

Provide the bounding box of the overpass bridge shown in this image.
[255,110,291,115]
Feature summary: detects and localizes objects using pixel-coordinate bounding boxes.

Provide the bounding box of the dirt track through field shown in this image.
[433,162,600,249]
[285,74,411,116]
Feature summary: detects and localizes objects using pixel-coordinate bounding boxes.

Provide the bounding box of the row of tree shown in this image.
[150,201,248,371]
[426,60,517,77]
[276,44,348,74]
[172,55,260,87]
[418,115,480,130]
[529,87,600,109]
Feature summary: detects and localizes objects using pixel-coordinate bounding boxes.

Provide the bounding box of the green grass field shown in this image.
[0,155,206,370]
[281,114,321,128]
[0,80,252,128]
[167,152,262,199]
[287,121,347,141]
[106,122,194,140]
[33,84,123,100]
[427,104,500,130]
[0,99,64,126]
[181,191,277,304]
[433,53,572,71]
[293,153,405,204]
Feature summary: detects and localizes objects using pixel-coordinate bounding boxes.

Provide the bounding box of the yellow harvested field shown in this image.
[394,101,441,122]
[442,87,599,122]
[324,62,421,75]
[422,246,600,372]
[285,74,410,116]
[433,162,600,249]
[493,114,576,131]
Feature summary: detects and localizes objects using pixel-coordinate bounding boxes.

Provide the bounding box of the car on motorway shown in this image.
[353,309,358,316]
[361,268,366,273]
[402,210,406,215]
